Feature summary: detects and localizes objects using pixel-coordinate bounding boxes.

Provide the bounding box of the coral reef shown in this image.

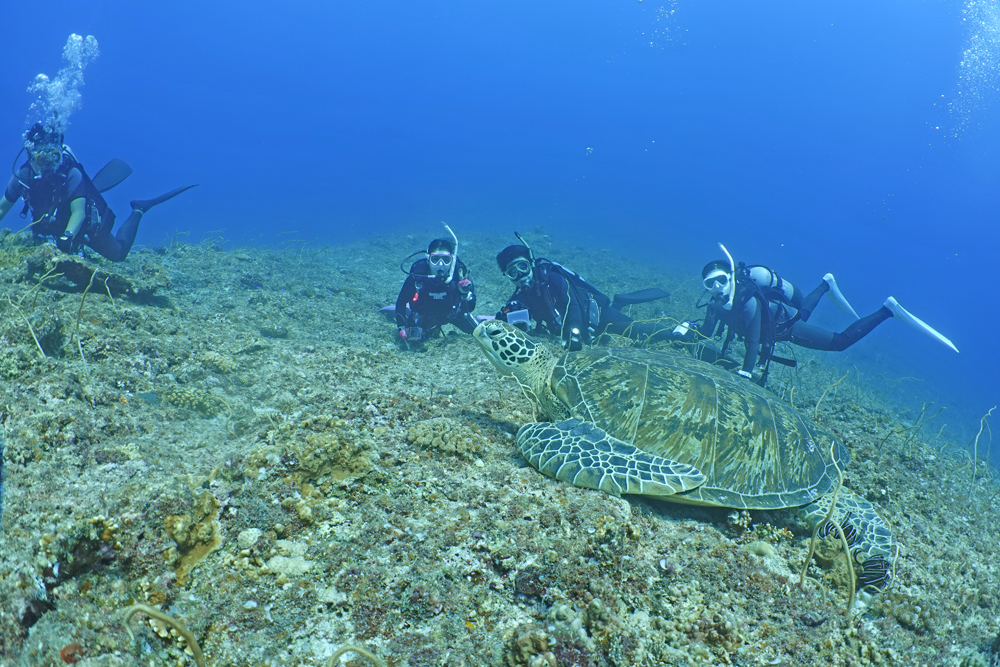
[0,229,997,667]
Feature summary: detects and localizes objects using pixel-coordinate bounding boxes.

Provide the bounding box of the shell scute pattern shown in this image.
[552,347,845,510]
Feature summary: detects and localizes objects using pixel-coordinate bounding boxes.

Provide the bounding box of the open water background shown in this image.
[1,0,997,456]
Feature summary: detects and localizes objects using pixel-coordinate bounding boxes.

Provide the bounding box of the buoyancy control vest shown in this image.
[16,147,114,238]
[536,260,610,344]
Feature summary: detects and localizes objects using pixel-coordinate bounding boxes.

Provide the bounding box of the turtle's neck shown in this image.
[526,344,569,421]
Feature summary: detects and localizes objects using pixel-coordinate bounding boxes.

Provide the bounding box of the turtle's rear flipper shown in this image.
[799,488,895,592]
[517,419,705,498]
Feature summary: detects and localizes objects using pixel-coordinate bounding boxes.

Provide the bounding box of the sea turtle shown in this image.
[473,320,894,592]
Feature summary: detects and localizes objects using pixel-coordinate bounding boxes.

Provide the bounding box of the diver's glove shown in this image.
[458,279,473,300]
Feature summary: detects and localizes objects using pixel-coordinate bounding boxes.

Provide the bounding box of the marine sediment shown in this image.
[0,228,997,666]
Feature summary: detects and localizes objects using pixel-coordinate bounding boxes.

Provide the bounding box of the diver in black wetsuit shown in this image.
[0,123,197,262]
[494,239,671,351]
[682,244,959,385]
[394,234,477,348]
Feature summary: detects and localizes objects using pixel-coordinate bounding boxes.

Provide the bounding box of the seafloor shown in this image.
[0,228,997,667]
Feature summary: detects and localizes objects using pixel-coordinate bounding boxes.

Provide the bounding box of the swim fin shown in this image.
[131,184,199,214]
[90,158,133,193]
[823,273,860,320]
[884,297,959,353]
[611,287,671,311]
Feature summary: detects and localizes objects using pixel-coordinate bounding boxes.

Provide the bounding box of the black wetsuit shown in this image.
[496,260,670,350]
[395,258,477,338]
[699,267,891,374]
[4,155,143,262]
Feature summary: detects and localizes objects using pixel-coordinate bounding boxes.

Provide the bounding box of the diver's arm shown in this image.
[63,197,87,237]
[741,300,762,374]
[0,195,14,223]
[395,275,418,328]
[455,262,476,311]
[459,280,476,312]
[698,307,718,339]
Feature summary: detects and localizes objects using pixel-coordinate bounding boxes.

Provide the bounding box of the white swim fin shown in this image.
[823,273,860,320]
[884,297,959,353]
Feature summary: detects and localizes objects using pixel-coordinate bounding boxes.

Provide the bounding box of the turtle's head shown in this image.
[473,320,553,384]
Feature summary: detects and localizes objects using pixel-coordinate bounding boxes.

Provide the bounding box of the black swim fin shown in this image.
[91,158,133,193]
[612,287,671,311]
[131,184,199,214]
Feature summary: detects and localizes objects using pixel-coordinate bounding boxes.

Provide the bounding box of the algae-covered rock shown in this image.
[163,490,223,586]
[23,244,171,302]
[407,416,486,459]
[161,385,229,417]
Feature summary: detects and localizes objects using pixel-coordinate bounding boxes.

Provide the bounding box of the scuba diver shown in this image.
[0,123,197,262]
[495,233,672,351]
[393,226,477,349]
[677,243,959,385]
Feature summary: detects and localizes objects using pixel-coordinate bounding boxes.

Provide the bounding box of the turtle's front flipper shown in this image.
[798,488,895,591]
[517,419,706,498]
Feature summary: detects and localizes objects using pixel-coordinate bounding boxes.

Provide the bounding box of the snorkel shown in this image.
[718,242,736,311]
[442,222,458,284]
[514,231,535,264]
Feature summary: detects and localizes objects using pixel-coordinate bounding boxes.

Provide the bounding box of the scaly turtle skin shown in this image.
[473,320,894,591]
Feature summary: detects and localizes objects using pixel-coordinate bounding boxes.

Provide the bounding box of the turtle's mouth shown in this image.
[473,322,513,374]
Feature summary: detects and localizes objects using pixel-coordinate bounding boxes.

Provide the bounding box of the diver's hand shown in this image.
[56,232,74,254]
[672,321,698,342]
[458,279,473,299]
[564,328,583,351]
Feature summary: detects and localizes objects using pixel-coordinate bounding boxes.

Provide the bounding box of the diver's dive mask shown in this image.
[30,144,63,175]
[428,252,454,278]
[503,259,532,282]
[703,269,730,294]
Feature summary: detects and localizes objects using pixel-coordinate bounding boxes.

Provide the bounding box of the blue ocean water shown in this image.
[1,1,996,453]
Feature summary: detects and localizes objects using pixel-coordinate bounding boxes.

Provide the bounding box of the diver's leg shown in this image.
[598,307,633,337]
[85,210,141,262]
[110,209,145,260]
[790,274,860,322]
[796,282,828,321]
[600,307,673,345]
[788,307,891,352]
[450,312,478,334]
